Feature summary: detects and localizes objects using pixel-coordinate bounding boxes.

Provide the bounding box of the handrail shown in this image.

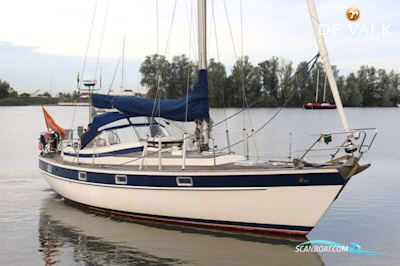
[50,128,376,169]
[298,128,377,162]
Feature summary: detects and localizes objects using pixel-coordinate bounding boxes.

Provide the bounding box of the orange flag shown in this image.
[42,107,65,139]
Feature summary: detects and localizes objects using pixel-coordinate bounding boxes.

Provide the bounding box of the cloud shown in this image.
[0,42,142,94]
[0,0,399,91]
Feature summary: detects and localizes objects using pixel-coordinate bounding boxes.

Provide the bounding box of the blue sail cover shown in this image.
[92,70,209,122]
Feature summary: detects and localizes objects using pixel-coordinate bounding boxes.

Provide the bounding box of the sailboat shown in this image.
[38,0,376,235]
[303,69,336,109]
[107,37,136,97]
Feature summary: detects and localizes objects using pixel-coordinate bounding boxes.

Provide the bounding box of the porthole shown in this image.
[115,175,128,185]
[78,172,87,181]
[176,177,193,187]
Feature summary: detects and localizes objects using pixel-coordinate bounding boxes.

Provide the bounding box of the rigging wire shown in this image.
[222,0,259,158]
[108,57,121,94]
[148,0,160,134]
[240,0,244,60]
[77,1,319,166]
[150,89,160,123]
[79,0,99,88]
[207,1,214,55]
[150,2,159,125]
[212,53,320,130]
[210,0,220,66]
[164,0,178,57]
[222,0,239,63]
[184,0,197,61]
[210,0,229,138]
[94,0,110,81]
[185,0,195,123]
[222,0,238,59]
[212,0,232,153]
[121,36,126,91]
[239,0,259,158]
[156,0,159,54]
[150,0,178,124]
[113,53,320,167]
[191,1,198,62]
[239,0,247,155]
[71,0,98,131]
[69,102,78,138]
[220,54,321,152]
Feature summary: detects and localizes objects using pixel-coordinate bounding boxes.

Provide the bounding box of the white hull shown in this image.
[41,170,342,234]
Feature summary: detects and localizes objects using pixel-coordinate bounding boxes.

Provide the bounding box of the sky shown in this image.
[0,0,399,94]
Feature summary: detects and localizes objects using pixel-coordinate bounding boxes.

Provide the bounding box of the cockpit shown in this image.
[84,115,171,148]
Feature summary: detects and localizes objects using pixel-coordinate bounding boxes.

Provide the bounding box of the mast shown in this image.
[198,0,209,151]
[100,67,102,90]
[121,36,126,91]
[198,0,207,70]
[307,0,349,132]
[323,74,327,103]
[315,69,319,103]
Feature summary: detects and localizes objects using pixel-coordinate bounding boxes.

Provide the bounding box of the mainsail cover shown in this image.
[92,70,209,122]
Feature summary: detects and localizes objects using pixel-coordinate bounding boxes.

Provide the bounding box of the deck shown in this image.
[43,152,340,174]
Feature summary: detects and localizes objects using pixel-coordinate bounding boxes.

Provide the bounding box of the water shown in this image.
[0,106,399,265]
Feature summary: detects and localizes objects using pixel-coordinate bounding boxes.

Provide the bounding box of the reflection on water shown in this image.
[39,209,184,265]
[38,196,323,265]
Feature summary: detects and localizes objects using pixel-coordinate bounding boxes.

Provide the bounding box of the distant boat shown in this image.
[303,69,336,109]
[58,102,89,107]
[397,103,400,108]
[304,102,336,109]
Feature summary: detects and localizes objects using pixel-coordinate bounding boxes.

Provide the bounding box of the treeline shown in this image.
[139,54,400,107]
[0,80,17,98]
[0,80,58,106]
[0,97,58,106]
[0,80,83,106]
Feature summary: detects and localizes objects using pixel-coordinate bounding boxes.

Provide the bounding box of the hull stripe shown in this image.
[41,171,270,191]
[39,158,345,188]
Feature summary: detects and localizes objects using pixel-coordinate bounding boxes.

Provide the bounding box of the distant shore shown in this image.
[0,97,89,106]
[0,97,58,106]
[0,97,398,108]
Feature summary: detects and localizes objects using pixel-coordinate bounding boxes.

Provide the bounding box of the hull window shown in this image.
[115,175,128,185]
[176,177,193,187]
[78,172,87,181]
[47,164,52,173]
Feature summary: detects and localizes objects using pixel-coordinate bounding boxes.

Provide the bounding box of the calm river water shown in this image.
[0,106,399,265]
